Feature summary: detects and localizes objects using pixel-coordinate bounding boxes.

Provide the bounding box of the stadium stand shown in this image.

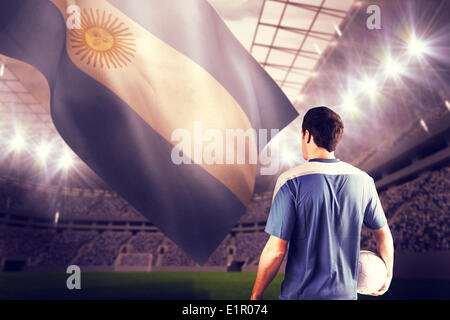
[159,238,197,267]
[205,235,235,267]
[117,253,152,269]
[128,232,165,257]
[0,164,448,270]
[234,232,270,265]
[32,230,98,268]
[238,192,271,222]
[361,165,450,253]
[61,194,142,220]
[73,231,132,266]
[0,227,54,263]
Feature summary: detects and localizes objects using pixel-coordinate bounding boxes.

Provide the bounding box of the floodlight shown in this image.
[408,36,427,58]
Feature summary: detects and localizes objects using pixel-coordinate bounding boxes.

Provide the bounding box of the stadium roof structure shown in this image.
[0,56,55,144]
[249,0,359,106]
[1,0,449,192]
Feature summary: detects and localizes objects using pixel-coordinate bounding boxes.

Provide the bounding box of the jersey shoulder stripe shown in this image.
[272,160,371,200]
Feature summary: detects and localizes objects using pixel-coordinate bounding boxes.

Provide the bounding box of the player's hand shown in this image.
[250,294,263,300]
[370,275,392,296]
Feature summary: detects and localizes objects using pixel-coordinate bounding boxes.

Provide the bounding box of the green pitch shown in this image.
[0,272,281,300]
[0,272,448,299]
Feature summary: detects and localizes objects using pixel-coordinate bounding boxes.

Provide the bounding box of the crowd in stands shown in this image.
[128,232,165,256]
[362,165,449,253]
[0,182,53,217]
[0,164,448,269]
[205,235,234,266]
[34,230,98,268]
[239,193,271,222]
[73,231,132,266]
[0,181,143,220]
[159,239,197,267]
[118,253,151,268]
[234,232,269,264]
[60,195,142,220]
[0,227,54,263]
[0,181,273,222]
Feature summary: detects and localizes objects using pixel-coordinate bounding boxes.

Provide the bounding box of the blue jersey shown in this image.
[265,158,387,300]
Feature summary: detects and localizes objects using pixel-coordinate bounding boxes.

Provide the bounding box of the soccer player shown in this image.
[251,106,394,300]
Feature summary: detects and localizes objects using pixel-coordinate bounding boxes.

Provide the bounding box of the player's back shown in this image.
[265,158,387,300]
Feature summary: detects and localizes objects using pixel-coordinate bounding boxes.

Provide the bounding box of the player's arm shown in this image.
[251,235,287,300]
[371,224,394,296]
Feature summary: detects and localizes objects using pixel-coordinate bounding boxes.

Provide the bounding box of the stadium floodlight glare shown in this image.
[9,132,26,152]
[408,36,427,58]
[384,57,404,78]
[420,119,429,133]
[341,93,358,113]
[360,78,378,98]
[54,210,60,224]
[334,24,342,37]
[445,100,450,112]
[59,148,75,170]
[36,141,52,163]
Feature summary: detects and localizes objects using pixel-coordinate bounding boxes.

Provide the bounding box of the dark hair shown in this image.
[301,106,344,152]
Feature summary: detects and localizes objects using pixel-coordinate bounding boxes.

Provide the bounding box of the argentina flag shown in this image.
[0,0,298,264]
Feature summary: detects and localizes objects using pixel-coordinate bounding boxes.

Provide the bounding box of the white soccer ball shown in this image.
[357,250,387,295]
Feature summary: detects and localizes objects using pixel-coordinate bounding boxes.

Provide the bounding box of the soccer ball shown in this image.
[357,250,387,295]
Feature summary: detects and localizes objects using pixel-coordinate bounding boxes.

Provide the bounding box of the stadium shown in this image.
[0,0,449,300]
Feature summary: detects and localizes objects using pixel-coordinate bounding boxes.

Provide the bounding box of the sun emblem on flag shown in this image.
[70,8,136,69]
